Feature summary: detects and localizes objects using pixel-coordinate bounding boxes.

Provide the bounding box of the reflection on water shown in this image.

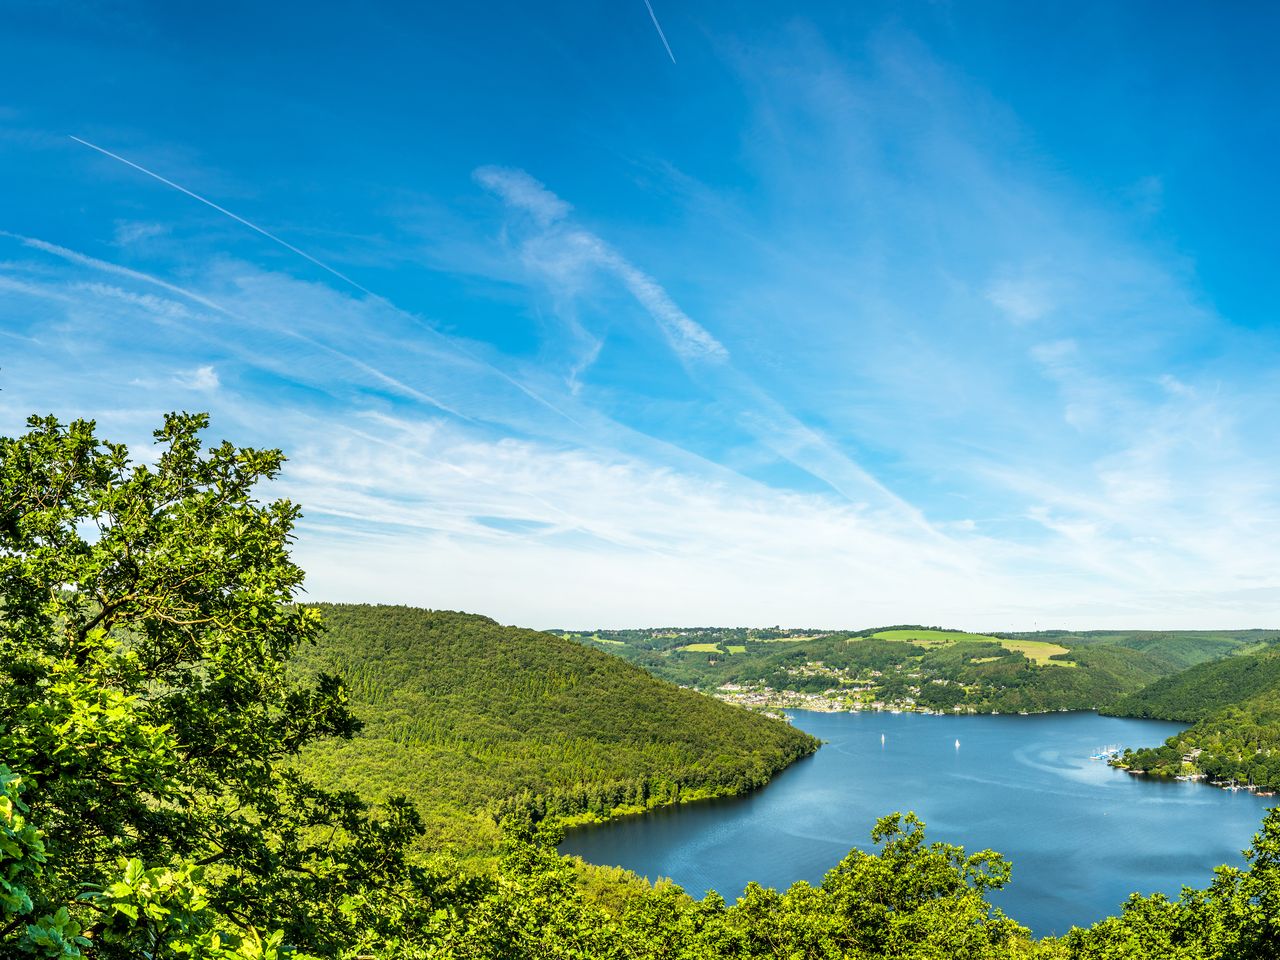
[559,711,1275,936]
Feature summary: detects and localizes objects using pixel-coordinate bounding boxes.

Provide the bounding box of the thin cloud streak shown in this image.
[1,234,467,419]
[4,232,232,315]
[642,0,677,64]
[70,135,379,297]
[70,137,582,428]
[476,166,728,362]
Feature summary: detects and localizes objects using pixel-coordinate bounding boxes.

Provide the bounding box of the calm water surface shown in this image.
[560,711,1276,936]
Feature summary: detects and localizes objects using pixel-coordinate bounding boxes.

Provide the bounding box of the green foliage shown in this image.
[0,414,414,957]
[293,604,819,859]
[411,813,1036,959]
[1111,644,1280,722]
[1111,646,1280,790]
[1026,629,1276,671]
[1120,691,1280,791]
[1,766,45,925]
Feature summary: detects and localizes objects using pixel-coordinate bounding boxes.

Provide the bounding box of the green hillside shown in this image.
[561,626,1179,715]
[1112,644,1280,789]
[1109,642,1280,721]
[1118,687,1280,791]
[292,605,819,858]
[1017,629,1275,670]
[871,629,1074,666]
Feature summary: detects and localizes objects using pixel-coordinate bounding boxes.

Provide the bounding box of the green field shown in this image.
[562,633,626,645]
[677,642,723,653]
[870,629,1074,666]
[1000,639,1075,666]
[726,645,748,654]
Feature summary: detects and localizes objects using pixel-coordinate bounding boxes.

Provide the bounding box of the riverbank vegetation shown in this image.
[5,411,1280,959]
[1110,646,1280,792]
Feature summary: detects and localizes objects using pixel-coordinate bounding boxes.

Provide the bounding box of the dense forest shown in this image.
[5,411,1280,959]
[1110,643,1280,721]
[1112,645,1280,790]
[292,605,818,859]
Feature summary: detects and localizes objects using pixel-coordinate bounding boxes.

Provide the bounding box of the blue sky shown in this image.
[3,1,1279,629]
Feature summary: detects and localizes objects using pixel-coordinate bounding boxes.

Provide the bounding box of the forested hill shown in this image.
[292,604,819,858]
[1016,629,1275,671]
[1109,642,1280,721]
[1113,644,1280,789]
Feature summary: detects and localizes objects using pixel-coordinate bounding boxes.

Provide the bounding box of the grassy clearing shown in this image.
[870,629,1074,667]
[677,643,723,653]
[726,645,747,654]
[871,629,1004,645]
[999,639,1075,666]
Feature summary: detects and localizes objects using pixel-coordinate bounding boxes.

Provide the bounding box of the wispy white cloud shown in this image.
[3,233,233,315]
[475,166,729,363]
[471,164,944,536]
[283,414,1011,626]
[474,166,572,227]
[113,220,169,246]
[4,218,1277,629]
[1,236,475,421]
[986,274,1056,323]
[174,364,219,391]
[74,282,192,321]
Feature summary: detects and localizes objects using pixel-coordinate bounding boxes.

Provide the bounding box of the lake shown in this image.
[559,710,1276,936]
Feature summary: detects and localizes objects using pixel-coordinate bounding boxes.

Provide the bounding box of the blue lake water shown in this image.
[559,711,1276,936]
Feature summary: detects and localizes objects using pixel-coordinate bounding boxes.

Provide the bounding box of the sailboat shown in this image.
[955,739,961,749]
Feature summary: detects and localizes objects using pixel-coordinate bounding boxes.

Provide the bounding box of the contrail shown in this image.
[68,135,584,427]
[3,229,469,420]
[643,0,676,64]
[3,231,234,316]
[69,136,377,297]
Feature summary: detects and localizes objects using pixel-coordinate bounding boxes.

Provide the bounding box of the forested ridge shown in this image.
[1110,643,1280,722]
[292,604,818,858]
[1022,629,1276,670]
[5,411,1280,959]
[1111,644,1280,791]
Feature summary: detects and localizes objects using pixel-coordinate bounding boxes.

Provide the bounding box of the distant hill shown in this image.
[1112,643,1280,790]
[1109,642,1280,721]
[1015,629,1276,671]
[558,625,1184,715]
[292,605,818,859]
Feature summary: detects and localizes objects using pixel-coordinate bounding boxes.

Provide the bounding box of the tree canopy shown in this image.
[0,413,422,957]
[293,604,819,859]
